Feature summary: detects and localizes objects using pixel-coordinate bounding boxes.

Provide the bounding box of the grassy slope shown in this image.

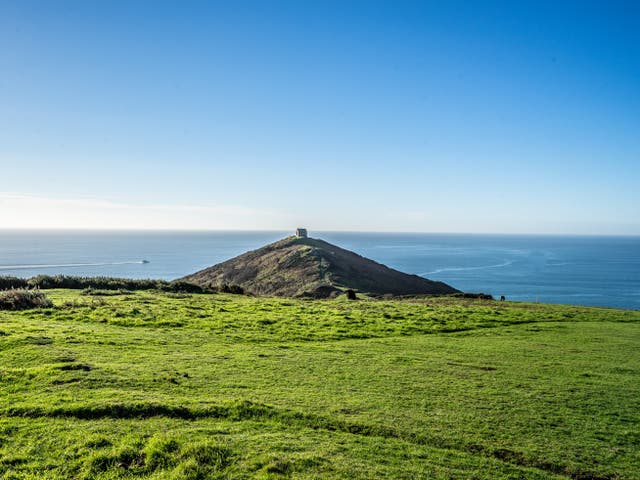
[1,290,639,479]
[182,236,458,296]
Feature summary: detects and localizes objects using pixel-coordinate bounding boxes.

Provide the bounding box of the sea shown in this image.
[0,230,638,310]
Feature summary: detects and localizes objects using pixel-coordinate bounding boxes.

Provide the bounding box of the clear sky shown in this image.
[1,1,638,234]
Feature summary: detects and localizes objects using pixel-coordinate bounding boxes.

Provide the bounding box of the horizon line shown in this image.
[0,227,638,238]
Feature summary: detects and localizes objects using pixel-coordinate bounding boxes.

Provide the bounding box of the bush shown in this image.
[0,274,229,295]
[158,281,209,294]
[218,284,245,295]
[451,292,494,300]
[0,276,29,290]
[0,289,52,310]
[81,288,129,296]
[26,275,160,291]
[19,275,210,294]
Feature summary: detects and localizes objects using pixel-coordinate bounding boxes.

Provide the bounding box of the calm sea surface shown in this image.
[0,230,638,310]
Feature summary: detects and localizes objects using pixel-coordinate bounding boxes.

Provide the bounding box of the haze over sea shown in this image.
[0,230,638,310]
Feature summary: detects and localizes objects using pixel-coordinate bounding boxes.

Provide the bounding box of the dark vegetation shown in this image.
[182,235,459,297]
[0,288,52,310]
[25,275,207,293]
[452,292,495,300]
[0,275,244,295]
[0,276,29,290]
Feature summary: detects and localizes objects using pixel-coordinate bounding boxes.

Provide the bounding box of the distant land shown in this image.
[181,232,459,297]
[0,231,638,309]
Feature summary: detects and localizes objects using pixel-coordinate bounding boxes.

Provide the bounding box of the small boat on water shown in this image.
[141,259,150,264]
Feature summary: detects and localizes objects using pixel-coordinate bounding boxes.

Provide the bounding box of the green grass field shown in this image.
[1,290,639,479]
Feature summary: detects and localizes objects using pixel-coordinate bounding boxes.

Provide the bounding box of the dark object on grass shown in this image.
[452,293,494,300]
[0,289,52,310]
[346,289,357,300]
[500,295,506,301]
[302,285,342,299]
[218,284,244,295]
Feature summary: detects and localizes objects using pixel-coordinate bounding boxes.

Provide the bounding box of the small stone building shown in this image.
[296,228,308,238]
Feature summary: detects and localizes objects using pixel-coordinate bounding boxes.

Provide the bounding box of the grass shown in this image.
[1,289,639,479]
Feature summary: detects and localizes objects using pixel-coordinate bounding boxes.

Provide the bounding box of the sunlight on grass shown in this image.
[1,290,639,478]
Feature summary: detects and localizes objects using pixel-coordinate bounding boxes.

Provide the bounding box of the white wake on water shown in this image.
[419,260,513,276]
[0,261,145,271]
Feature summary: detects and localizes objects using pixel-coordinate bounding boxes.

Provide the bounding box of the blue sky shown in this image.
[1,1,638,233]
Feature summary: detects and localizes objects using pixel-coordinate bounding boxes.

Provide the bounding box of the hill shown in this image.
[181,234,459,297]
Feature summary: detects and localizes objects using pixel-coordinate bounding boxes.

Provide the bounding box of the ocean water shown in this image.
[0,230,638,310]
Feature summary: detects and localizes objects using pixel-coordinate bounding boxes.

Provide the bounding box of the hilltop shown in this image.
[181,234,459,297]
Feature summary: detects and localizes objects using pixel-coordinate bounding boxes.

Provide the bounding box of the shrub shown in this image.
[159,281,209,294]
[218,284,245,295]
[0,289,52,311]
[451,292,494,300]
[26,275,160,290]
[81,288,129,296]
[20,275,211,293]
[0,276,29,290]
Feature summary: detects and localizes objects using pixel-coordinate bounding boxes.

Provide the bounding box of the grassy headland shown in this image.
[182,236,458,297]
[1,290,639,479]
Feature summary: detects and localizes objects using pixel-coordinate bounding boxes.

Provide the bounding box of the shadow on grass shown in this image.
[5,400,616,480]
